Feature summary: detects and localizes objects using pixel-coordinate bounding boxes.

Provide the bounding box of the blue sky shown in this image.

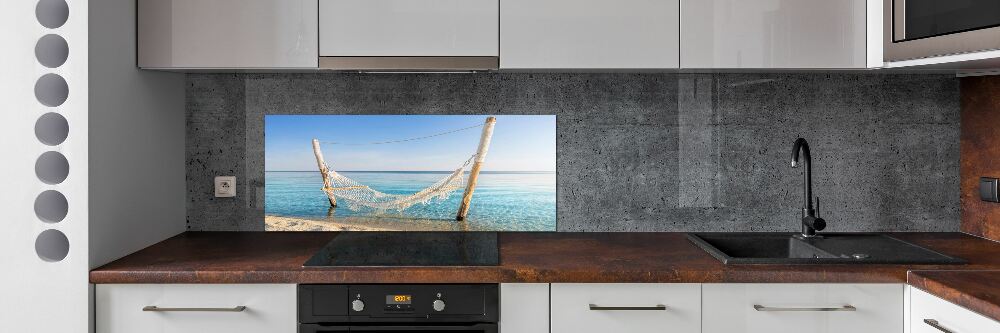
[265,115,556,172]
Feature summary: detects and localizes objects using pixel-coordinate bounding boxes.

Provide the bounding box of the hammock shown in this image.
[311,117,495,215]
[321,155,475,212]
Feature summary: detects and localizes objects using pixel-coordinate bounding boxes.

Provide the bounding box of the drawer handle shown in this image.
[923,319,954,333]
[753,305,856,312]
[142,306,247,312]
[589,304,667,311]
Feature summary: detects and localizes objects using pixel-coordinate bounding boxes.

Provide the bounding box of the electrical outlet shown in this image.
[981,177,999,202]
[215,176,236,198]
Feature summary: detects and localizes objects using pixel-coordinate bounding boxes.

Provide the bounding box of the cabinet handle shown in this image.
[588,304,667,311]
[753,305,856,312]
[923,319,954,333]
[142,306,247,312]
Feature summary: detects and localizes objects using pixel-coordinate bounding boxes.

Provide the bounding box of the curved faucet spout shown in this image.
[791,138,812,212]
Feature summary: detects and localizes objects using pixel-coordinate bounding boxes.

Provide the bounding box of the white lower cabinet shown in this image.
[551,283,701,333]
[702,283,904,333]
[500,283,549,333]
[910,287,1000,333]
[95,282,1000,333]
[95,284,296,333]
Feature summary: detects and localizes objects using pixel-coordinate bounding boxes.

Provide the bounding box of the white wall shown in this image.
[0,0,90,331]
[88,0,186,270]
[1,0,185,331]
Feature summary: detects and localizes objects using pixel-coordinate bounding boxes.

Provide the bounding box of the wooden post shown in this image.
[456,117,496,221]
[312,139,337,207]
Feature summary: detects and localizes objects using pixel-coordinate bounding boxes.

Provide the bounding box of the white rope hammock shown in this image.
[312,117,496,215]
[323,155,475,213]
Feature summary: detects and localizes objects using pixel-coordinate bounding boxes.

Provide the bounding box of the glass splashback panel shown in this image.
[264,115,556,232]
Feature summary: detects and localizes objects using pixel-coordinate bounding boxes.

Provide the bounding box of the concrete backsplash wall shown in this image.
[186,73,960,232]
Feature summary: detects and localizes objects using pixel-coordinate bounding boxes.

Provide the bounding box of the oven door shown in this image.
[885,0,1000,61]
[300,323,498,333]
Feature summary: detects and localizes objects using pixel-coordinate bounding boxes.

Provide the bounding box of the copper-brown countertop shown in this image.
[90,232,1000,285]
[908,270,1000,322]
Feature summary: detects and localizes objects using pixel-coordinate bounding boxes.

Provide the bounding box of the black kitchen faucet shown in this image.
[791,138,826,237]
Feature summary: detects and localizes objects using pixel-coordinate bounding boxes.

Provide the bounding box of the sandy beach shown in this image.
[265,214,479,231]
[265,215,392,231]
[266,170,556,231]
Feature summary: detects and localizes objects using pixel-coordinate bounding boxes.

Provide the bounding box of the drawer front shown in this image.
[319,0,500,57]
[550,283,701,333]
[911,287,1000,333]
[703,283,903,333]
[96,284,296,333]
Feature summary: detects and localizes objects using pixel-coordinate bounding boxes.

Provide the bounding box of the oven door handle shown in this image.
[300,326,349,333]
[349,324,496,331]
[300,323,497,332]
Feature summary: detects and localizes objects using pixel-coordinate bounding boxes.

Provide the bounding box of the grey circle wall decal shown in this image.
[35,229,70,262]
[34,73,69,107]
[36,0,69,29]
[35,34,69,68]
[35,112,69,145]
[34,190,68,223]
[35,151,69,184]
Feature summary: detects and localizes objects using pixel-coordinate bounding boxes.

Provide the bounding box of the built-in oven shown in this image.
[885,0,1000,61]
[299,284,499,333]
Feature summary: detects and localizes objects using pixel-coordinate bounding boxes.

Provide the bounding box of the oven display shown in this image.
[386,295,412,305]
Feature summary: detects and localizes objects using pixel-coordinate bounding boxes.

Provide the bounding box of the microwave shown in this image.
[884,0,1000,62]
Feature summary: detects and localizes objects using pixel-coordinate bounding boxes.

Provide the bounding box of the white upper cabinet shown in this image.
[500,0,680,69]
[319,0,499,57]
[133,0,883,70]
[681,0,877,69]
[138,0,318,69]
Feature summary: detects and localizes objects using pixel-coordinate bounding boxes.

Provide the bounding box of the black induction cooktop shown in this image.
[303,232,500,267]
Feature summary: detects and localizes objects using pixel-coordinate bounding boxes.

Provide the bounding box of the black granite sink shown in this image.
[687,233,966,265]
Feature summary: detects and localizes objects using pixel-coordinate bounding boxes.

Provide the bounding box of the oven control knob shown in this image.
[351,299,365,312]
[432,299,446,312]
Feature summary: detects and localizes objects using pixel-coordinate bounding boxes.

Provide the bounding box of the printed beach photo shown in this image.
[264,115,557,231]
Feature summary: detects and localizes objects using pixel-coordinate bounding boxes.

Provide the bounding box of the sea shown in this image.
[265,171,557,231]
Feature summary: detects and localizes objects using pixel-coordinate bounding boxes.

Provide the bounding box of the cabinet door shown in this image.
[910,287,1000,333]
[501,0,680,69]
[319,0,499,57]
[500,284,549,333]
[702,283,903,333]
[137,0,318,69]
[96,284,297,333]
[681,0,869,68]
[550,283,700,333]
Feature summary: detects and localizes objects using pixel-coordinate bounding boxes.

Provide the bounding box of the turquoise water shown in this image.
[265,171,556,231]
